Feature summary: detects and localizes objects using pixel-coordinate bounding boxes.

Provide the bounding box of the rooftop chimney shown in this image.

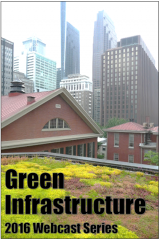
[27,96,35,105]
[129,118,134,122]
[9,79,25,97]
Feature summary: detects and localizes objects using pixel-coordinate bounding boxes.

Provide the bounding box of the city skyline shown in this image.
[2,2,158,80]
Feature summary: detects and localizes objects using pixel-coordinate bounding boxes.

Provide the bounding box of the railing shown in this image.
[1,152,158,174]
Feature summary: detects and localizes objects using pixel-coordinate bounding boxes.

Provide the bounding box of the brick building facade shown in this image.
[104,122,158,164]
[2,88,103,157]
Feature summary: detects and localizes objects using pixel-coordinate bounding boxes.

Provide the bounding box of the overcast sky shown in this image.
[1,1,158,78]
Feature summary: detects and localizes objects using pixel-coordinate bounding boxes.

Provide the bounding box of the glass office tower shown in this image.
[93,10,117,123]
[23,37,46,56]
[60,2,80,79]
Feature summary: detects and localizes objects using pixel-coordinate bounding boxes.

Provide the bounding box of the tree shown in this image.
[105,117,128,129]
[144,151,159,166]
[96,118,129,138]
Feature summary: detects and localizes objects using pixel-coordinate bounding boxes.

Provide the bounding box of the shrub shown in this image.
[135,182,158,196]
[136,172,144,177]
[97,154,104,159]
[144,151,159,166]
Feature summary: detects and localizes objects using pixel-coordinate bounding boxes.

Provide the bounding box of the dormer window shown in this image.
[42,118,70,131]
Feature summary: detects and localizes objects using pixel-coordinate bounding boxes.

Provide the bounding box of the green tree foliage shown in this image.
[144,151,159,166]
[97,154,104,159]
[96,118,129,138]
[105,117,128,129]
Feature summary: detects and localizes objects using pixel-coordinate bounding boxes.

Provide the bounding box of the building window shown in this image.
[42,118,70,130]
[77,143,87,157]
[128,155,134,163]
[88,142,93,157]
[129,134,134,148]
[114,153,119,161]
[66,146,73,155]
[51,148,64,154]
[114,133,119,147]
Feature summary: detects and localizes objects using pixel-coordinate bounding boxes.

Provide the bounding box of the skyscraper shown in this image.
[1,38,14,96]
[60,2,80,79]
[61,2,66,80]
[56,68,62,89]
[93,10,117,123]
[65,22,80,77]
[23,37,46,56]
[100,35,158,126]
[14,37,56,92]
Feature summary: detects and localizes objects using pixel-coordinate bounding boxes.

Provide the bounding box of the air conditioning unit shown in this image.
[143,122,147,128]
[149,123,154,128]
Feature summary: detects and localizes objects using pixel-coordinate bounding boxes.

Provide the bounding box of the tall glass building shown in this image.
[93,10,117,123]
[60,2,80,79]
[27,52,57,92]
[65,22,80,77]
[61,2,66,80]
[14,52,57,92]
[23,37,46,56]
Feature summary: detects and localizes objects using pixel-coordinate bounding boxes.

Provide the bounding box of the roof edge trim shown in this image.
[2,133,101,150]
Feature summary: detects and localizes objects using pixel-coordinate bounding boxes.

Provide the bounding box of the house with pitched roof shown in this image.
[2,80,103,157]
[104,122,158,164]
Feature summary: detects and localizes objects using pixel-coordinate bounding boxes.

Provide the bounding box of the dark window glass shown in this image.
[50,119,56,128]
[64,121,69,128]
[58,119,63,128]
[43,122,49,129]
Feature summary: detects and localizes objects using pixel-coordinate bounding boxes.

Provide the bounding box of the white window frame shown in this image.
[128,155,134,163]
[42,118,71,131]
[129,134,134,148]
[114,153,119,161]
[114,133,119,147]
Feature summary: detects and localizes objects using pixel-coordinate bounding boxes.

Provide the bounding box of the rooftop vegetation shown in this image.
[1,156,158,238]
